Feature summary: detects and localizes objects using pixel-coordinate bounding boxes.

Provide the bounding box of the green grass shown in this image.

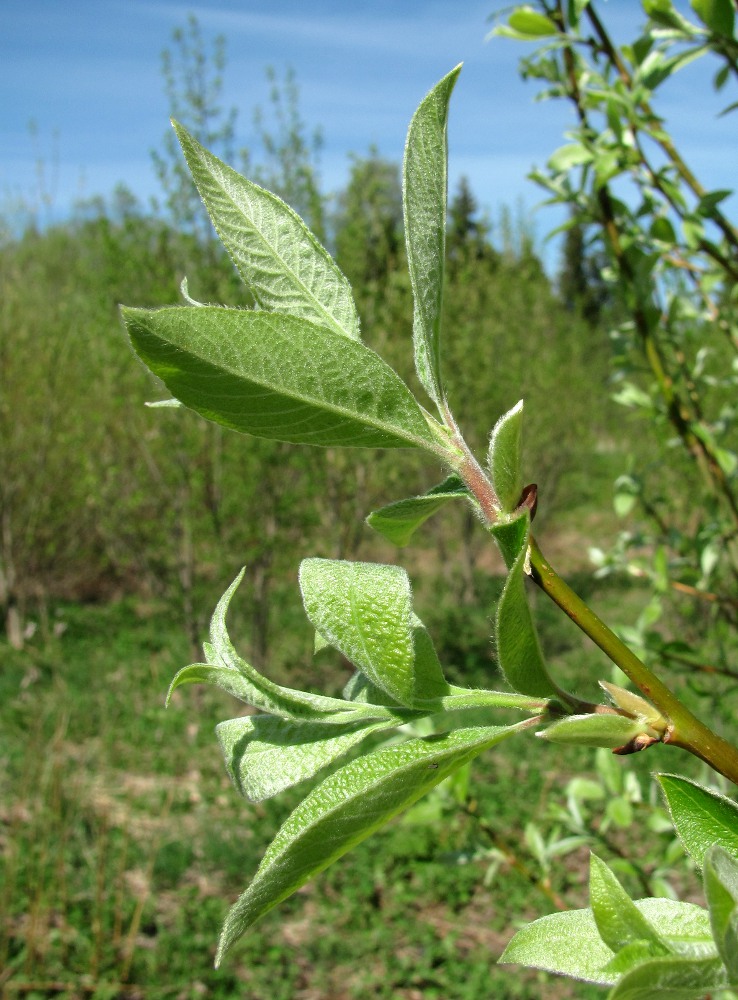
[0,577,707,999]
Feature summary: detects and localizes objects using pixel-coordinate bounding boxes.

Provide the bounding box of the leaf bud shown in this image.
[538,712,656,750]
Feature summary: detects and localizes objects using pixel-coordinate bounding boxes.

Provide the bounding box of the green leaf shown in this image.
[172,121,360,341]
[411,616,452,702]
[658,774,738,867]
[548,144,594,173]
[636,49,704,91]
[704,845,738,978]
[599,681,664,730]
[601,940,668,979]
[366,475,470,546]
[403,64,462,406]
[122,306,438,451]
[501,899,713,986]
[644,0,700,32]
[538,713,652,750]
[508,7,559,36]
[215,723,523,964]
[501,907,617,985]
[174,570,400,724]
[167,662,272,706]
[589,853,668,953]
[691,0,735,37]
[490,513,558,698]
[608,954,728,999]
[488,400,524,513]
[299,559,449,706]
[342,671,402,706]
[216,715,393,802]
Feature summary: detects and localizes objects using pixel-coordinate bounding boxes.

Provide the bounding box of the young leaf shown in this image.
[342,671,402,706]
[658,774,738,867]
[608,954,728,1000]
[403,64,462,407]
[508,7,559,37]
[490,512,558,698]
[172,121,361,341]
[122,306,438,451]
[166,662,272,706]
[589,853,668,953]
[299,559,449,706]
[500,907,618,985]
[703,844,738,979]
[501,899,714,985]
[366,475,471,547]
[601,941,670,979]
[215,722,524,964]
[215,715,394,802]
[488,400,524,513]
[177,570,403,724]
[691,0,735,38]
[411,616,452,701]
[599,681,665,732]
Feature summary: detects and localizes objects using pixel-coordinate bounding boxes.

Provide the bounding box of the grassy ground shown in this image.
[0,561,706,1000]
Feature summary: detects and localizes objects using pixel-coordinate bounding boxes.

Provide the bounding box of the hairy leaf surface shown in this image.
[216,722,523,964]
[659,774,738,867]
[608,954,728,999]
[488,400,524,513]
[216,715,393,801]
[490,512,557,697]
[173,121,361,340]
[123,306,437,450]
[589,854,668,953]
[704,845,738,979]
[403,64,461,406]
[366,475,470,546]
[501,899,714,985]
[171,570,404,724]
[299,559,449,706]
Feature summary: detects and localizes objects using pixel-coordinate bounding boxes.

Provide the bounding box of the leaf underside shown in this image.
[403,64,462,406]
[173,120,361,341]
[123,306,435,450]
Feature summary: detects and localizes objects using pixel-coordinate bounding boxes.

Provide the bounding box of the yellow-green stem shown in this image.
[528,536,738,785]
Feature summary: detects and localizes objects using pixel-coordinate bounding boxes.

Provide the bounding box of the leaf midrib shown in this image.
[146,313,432,449]
[190,137,354,341]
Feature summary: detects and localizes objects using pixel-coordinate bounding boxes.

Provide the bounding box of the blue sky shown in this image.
[2,0,736,254]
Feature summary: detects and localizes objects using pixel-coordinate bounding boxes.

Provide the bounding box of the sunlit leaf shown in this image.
[299,559,449,706]
[538,713,650,749]
[123,306,438,451]
[658,774,738,867]
[589,854,668,953]
[216,715,394,801]
[608,954,727,999]
[488,400,524,513]
[173,121,361,341]
[490,512,558,697]
[501,899,713,985]
[508,7,559,37]
[403,65,461,406]
[170,570,404,724]
[216,723,525,964]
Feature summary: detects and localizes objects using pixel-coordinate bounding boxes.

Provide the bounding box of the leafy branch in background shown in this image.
[122,3,738,994]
